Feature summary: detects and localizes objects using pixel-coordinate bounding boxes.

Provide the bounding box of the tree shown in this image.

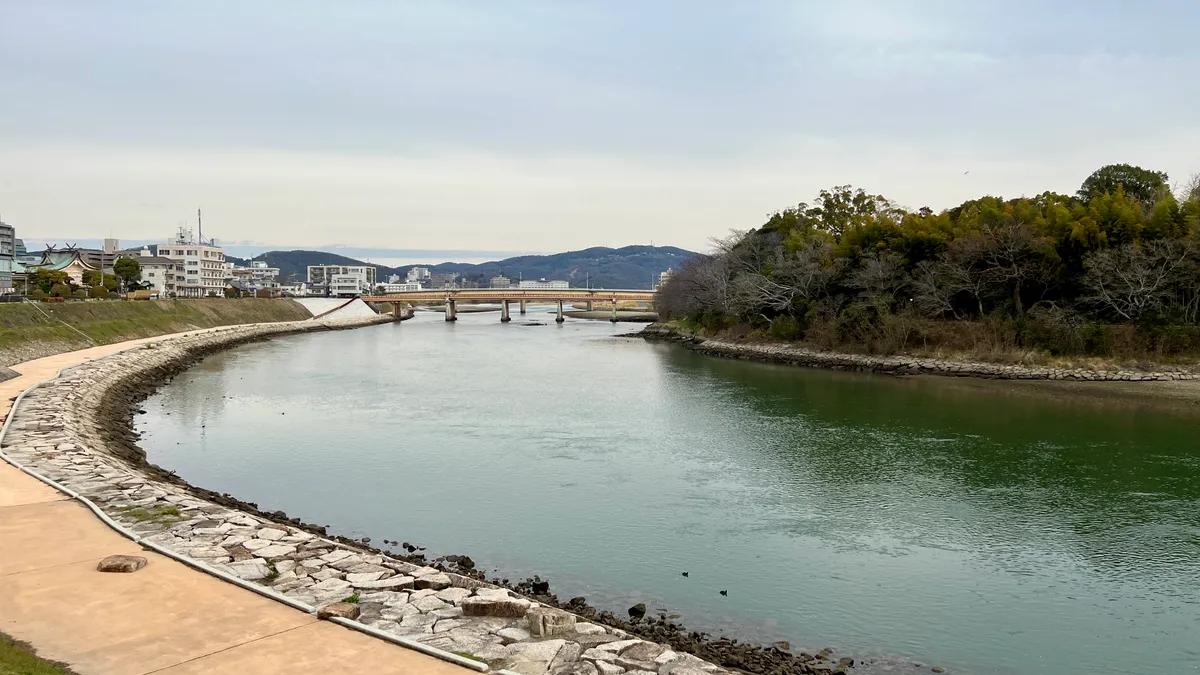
[1078,163,1169,210]
[50,283,72,298]
[113,257,141,290]
[28,268,70,294]
[89,286,109,299]
[81,269,118,291]
[1081,240,1193,321]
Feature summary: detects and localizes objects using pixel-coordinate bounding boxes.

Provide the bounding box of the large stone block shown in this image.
[317,602,361,620]
[461,596,531,618]
[529,607,578,637]
[97,554,147,573]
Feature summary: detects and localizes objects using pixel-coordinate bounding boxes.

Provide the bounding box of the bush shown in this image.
[1019,305,1085,356]
[49,284,72,298]
[72,289,88,299]
[89,286,109,299]
[29,289,47,300]
[769,315,803,341]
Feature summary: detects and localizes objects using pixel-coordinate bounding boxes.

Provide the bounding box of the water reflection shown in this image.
[135,316,1200,675]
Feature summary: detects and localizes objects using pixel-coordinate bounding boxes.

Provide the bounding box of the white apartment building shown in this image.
[490,275,512,288]
[519,279,569,290]
[159,230,230,297]
[406,266,431,283]
[375,282,423,294]
[135,247,185,297]
[307,265,376,296]
[655,268,675,290]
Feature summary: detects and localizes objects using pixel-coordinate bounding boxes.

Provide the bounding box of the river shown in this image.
[135,309,1200,674]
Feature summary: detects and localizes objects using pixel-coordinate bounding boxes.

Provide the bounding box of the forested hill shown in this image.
[228,245,696,289]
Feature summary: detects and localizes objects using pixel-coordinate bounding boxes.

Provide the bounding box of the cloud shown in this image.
[1,1,1198,252]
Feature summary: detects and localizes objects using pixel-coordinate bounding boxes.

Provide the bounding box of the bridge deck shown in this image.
[363,289,655,303]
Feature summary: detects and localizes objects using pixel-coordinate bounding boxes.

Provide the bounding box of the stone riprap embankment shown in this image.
[639,324,1195,382]
[2,317,850,675]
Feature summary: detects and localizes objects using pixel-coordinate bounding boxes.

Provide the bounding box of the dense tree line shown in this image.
[658,165,1200,357]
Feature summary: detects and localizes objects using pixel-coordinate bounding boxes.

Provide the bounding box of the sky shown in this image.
[1,1,1197,256]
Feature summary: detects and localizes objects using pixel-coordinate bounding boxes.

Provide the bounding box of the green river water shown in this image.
[135,310,1200,674]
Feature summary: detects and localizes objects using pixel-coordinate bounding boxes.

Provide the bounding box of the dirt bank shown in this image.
[563,310,659,322]
[0,299,315,367]
[635,323,1200,415]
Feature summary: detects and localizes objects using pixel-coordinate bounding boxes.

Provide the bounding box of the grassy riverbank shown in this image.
[0,299,315,366]
[0,632,76,675]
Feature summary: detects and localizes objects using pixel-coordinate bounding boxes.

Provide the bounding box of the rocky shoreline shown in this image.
[1,316,860,675]
[637,323,1196,382]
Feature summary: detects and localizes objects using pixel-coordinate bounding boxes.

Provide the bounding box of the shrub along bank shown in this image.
[0,299,316,366]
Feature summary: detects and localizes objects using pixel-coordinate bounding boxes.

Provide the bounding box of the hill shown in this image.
[230,245,696,289]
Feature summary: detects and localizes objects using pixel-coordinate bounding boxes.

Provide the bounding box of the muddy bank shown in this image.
[69,320,877,673]
[563,310,659,322]
[637,323,1196,383]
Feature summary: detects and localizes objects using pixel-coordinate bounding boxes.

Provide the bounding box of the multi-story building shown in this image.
[490,275,511,289]
[0,218,15,292]
[307,265,376,296]
[158,228,230,297]
[519,279,569,290]
[429,272,458,289]
[133,247,185,297]
[375,282,423,294]
[230,260,280,293]
[406,266,431,283]
[655,269,675,290]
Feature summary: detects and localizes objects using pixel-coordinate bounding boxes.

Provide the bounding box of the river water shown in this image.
[135,310,1200,674]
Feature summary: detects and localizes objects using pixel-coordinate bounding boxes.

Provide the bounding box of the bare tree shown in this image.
[911,259,959,318]
[1180,172,1200,203]
[848,251,908,305]
[773,237,842,301]
[1082,240,1194,321]
[977,218,1055,314]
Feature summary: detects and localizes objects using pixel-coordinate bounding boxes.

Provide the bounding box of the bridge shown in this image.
[362,288,657,323]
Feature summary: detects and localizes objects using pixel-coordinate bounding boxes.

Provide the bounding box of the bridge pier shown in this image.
[519,300,527,315]
[392,302,404,319]
[501,300,511,323]
[556,300,565,324]
[445,299,457,322]
[611,299,618,323]
[586,301,594,311]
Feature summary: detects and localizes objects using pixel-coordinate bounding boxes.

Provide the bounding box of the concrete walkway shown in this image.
[0,330,468,675]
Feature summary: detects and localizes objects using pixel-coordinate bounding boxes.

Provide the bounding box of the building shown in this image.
[278,282,311,297]
[158,228,230,297]
[29,247,97,285]
[307,265,376,296]
[519,279,569,290]
[406,267,431,283]
[490,275,512,288]
[375,282,423,293]
[134,247,185,297]
[0,219,14,292]
[428,272,458,289]
[655,269,675,290]
[230,260,281,293]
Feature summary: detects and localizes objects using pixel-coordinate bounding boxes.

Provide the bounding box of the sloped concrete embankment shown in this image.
[639,323,1196,382]
[1,315,855,675]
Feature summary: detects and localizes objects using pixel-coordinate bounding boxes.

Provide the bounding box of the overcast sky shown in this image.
[1,1,1197,255]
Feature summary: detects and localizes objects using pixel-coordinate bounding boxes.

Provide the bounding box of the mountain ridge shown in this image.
[227,245,697,290]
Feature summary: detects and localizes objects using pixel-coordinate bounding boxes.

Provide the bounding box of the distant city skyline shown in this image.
[2,2,1197,252]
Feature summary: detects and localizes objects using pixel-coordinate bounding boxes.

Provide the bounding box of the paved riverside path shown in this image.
[0,328,469,675]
